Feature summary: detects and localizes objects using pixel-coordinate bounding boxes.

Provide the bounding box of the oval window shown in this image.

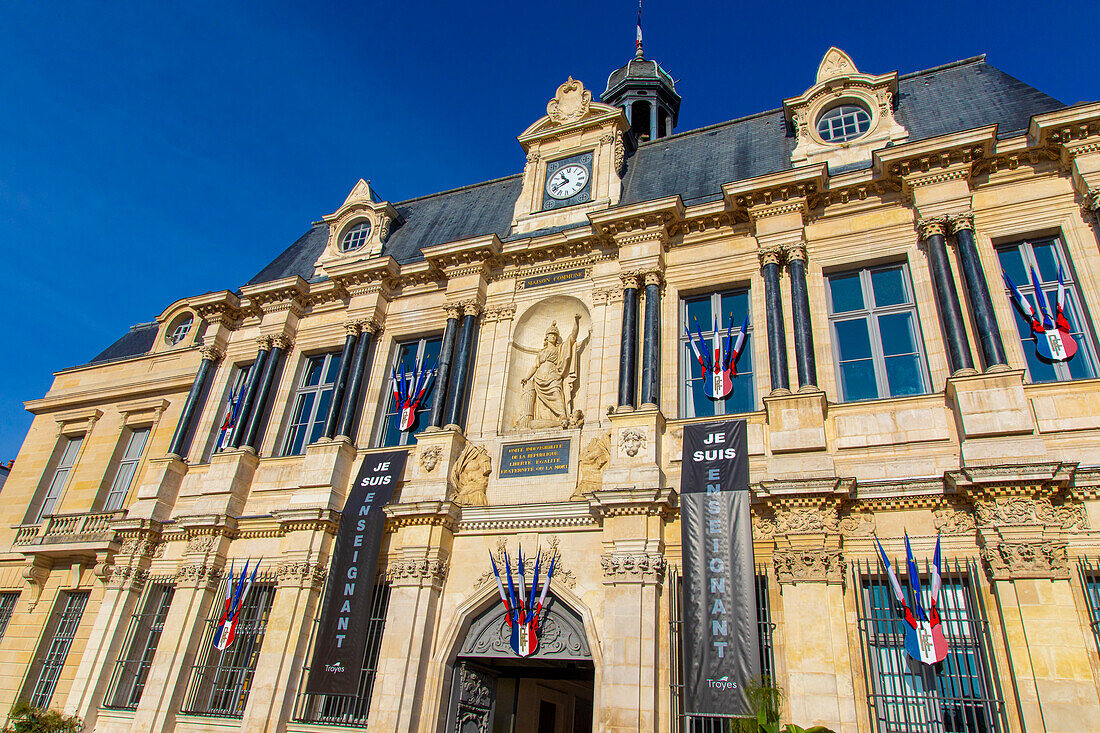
[816,104,872,143]
[341,221,372,252]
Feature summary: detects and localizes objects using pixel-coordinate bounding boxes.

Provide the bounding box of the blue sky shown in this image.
[0,0,1097,461]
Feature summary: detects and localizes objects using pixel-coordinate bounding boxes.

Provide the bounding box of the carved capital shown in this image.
[981,540,1069,580]
[108,565,149,592]
[643,270,664,288]
[343,320,361,336]
[271,334,293,350]
[443,302,464,321]
[254,335,273,351]
[199,345,224,363]
[600,553,666,585]
[916,215,951,241]
[386,558,449,588]
[757,246,785,269]
[175,562,222,589]
[460,299,483,318]
[773,548,845,584]
[361,318,383,335]
[276,561,327,589]
[948,211,975,234]
[481,304,516,323]
[619,271,643,290]
[785,241,808,263]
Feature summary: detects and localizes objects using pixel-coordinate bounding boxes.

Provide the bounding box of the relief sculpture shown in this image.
[450,443,491,507]
[513,314,588,430]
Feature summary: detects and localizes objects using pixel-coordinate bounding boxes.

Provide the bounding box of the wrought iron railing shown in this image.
[851,556,1007,733]
[103,579,176,710]
[669,564,774,732]
[292,582,391,727]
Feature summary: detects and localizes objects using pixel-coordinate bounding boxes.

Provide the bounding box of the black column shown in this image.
[761,254,790,392]
[640,274,661,406]
[618,276,639,408]
[444,307,478,428]
[429,309,460,428]
[951,214,1007,368]
[243,339,286,450]
[168,347,219,458]
[230,341,270,448]
[919,218,974,374]
[323,329,359,438]
[787,249,817,390]
[338,325,375,439]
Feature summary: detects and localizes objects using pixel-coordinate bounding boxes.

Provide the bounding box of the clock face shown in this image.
[545,164,590,200]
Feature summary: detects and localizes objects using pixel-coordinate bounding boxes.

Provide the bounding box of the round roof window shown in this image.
[166,313,194,346]
[816,104,872,143]
[341,221,372,252]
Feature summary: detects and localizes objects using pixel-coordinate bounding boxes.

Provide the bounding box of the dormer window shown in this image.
[816,103,871,143]
[166,314,193,345]
[341,221,371,252]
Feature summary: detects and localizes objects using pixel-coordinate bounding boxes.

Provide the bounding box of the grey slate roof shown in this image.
[86,322,159,366]
[84,55,1068,368]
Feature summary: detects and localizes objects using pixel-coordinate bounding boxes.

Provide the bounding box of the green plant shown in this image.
[730,676,836,733]
[4,702,83,733]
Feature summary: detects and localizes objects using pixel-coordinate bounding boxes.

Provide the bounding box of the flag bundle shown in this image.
[1003,261,1077,362]
[489,546,556,657]
[391,358,434,432]
[685,313,749,400]
[874,535,948,666]
[213,559,260,651]
[215,382,247,451]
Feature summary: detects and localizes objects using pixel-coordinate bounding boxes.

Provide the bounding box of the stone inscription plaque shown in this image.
[499,439,571,478]
[521,268,586,290]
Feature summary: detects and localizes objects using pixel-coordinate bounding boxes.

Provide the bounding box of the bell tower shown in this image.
[600,25,680,141]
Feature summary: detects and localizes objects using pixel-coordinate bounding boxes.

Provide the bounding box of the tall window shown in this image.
[25,591,90,709]
[679,289,755,417]
[103,427,150,512]
[104,581,174,710]
[378,337,442,447]
[0,592,19,641]
[1078,559,1100,655]
[208,364,253,460]
[294,583,391,727]
[996,237,1097,382]
[35,436,83,522]
[282,353,343,456]
[827,264,931,402]
[853,557,1006,732]
[183,580,275,717]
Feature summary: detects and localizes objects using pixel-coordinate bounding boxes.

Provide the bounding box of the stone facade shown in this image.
[2,48,1100,733]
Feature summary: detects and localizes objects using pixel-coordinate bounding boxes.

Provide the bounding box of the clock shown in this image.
[542,152,593,210]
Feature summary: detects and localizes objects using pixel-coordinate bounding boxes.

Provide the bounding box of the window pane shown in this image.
[1023,344,1059,383]
[835,319,873,361]
[59,437,82,467]
[996,245,1028,286]
[302,357,323,387]
[125,428,150,460]
[829,273,864,313]
[840,360,878,401]
[878,312,917,356]
[1068,335,1097,380]
[380,413,402,447]
[719,291,750,328]
[1032,240,1059,281]
[725,341,754,414]
[884,354,924,397]
[685,296,711,332]
[322,353,342,383]
[870,267,907,307]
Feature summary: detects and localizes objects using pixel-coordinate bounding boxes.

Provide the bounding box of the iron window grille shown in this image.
[103,427,150,512]
[852,557,1007,733]
[35,435,83,523]
[0,592,18,641]
[1078,559,1100,654]
[25,590,90,709]
[995,237,1098,382]
[281,352,343,456]
[103,580,175,710]
[679,289,755,418]
[293,581,391,727]
[377,336,442,447]
[182,577,276,718]
[669,564,774,731]
[826,264,932,402]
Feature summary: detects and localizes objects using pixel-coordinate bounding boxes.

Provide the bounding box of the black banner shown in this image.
[305,450,407,696]
[680,420,759,716]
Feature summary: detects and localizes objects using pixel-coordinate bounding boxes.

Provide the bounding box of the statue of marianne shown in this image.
[513,314,588,430]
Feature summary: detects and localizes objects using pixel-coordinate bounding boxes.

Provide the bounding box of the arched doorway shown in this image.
[446,594,594,733]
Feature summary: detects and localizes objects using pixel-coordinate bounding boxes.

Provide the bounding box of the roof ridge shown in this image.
[394,171,522,207]
[898,54,987,80]
[636,106,786,147]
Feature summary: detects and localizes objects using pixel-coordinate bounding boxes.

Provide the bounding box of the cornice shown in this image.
[588,196,684,240]
[421,235,502,277]
[873,126,996,179]
[459,501,597,532]
[383,500,462,531]
[723,165,826,211]
[587,487,678,520]
[1028,102,1100,147]
[239,276,310,313]
[26,371,198,415]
